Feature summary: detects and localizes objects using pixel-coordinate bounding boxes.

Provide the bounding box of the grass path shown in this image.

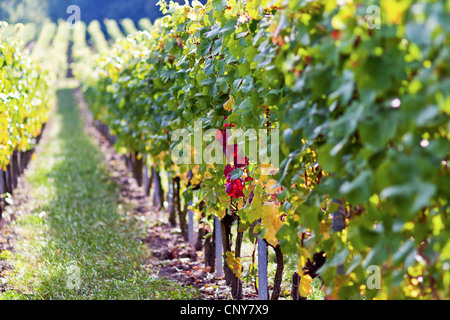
[0,84,196,299]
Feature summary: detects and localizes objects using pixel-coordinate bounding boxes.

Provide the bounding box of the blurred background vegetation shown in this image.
[0,0,48,26]
[0,0,207,27]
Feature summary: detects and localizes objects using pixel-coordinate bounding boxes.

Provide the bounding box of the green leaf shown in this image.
[339,170,372,204]
[392,240,415,265]
[230,168,243,180]
[203,58,215,76]
[358,226,379,247]
[237,62,251,77]
[205,22,221,39]
[317,144,341,173]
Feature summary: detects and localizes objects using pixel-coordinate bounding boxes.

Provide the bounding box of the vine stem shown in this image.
[270,243,284,300]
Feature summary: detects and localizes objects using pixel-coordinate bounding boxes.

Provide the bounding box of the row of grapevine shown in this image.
[85,18,153,54]
[76,0,450,300]
[0,20,63,218]
[121,18,139,35]
[71,22,95,84]
[30,21,56,61]
[87,20,110,54]
[29,20,71,80]
[0,22,37,51]
[104,18,125,42]
[138,18,153,33]
[50,22,71,79]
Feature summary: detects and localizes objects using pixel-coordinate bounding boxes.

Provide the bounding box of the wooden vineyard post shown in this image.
[131,152,143,187]
[168,175,177,227]
[188,201,194,246]
[0,171,5,194]
[5,166,12,194]
[168,174,173,207]
[0,170,4,219]
[122,155,127,169]
[214,216,223,278]
[17,151,22,176]
[144,163,149,196]
[152,167,164,210]
[19,151,24,173]
[153,167,160,208]
[127,152,132,172]
[167,174,172,208]
[11,152,18,190]
[258,237,268,300]
[147,165,153,197]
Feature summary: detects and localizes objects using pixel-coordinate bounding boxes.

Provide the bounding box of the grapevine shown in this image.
[61,0,450,300]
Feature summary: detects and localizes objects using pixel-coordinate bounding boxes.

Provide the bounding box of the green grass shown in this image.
[1,87,198,300]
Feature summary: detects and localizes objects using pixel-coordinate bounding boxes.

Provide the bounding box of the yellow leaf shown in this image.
[259,163,279,176]
[261,203,283,246]
[187,22,203,34]
[190,175,202,185]
[188,9,198,21]
[300,272,313,297]
[325,1,338,13]
[436,91,450,115]
[255,177,278,194]
[223,95,235,111]
[331,2,355,30]
[246,0,261,20]
[320,220,330,239]
[261,202,278,220]
[223,0,239,19]
[225,251,242,278]
[297,247,310,272]
[331,15,345,30]
[381,0,411,24]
